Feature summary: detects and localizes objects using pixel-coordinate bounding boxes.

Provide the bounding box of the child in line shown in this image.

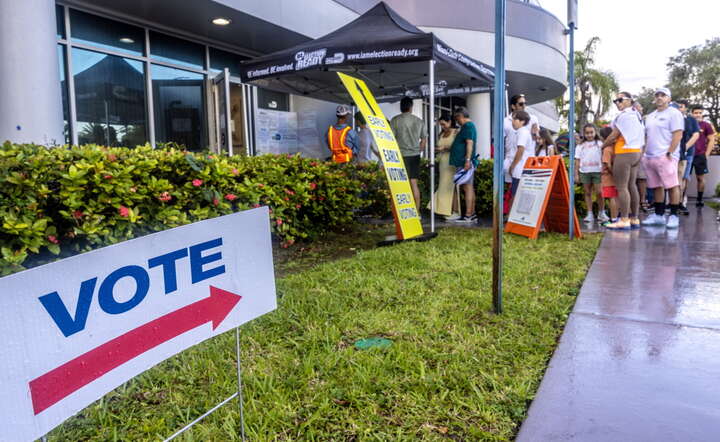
[599,126,619,225]
[575,124,608,223]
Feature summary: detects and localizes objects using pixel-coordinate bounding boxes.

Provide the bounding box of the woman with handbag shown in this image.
[428,114,461,220]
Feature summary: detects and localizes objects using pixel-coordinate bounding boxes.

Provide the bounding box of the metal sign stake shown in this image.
[235,327,247,442]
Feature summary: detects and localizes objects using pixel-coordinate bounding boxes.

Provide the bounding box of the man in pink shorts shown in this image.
[641,87,685,228]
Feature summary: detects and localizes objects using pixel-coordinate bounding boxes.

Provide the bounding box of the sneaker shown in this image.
[598,212,610,223]
[642,213,666,226]
[666,214,679,229]
[630,218,641,230]
[601,217,617,227]
[583,213,595,223]
[679,205,690,216]
[606,219,631,230]
[445,213,461,221]
[453,214,477,223]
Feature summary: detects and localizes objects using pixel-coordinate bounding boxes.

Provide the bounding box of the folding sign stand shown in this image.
[162,327,247,442]
[505,156,582,239]
[337,72,437,247]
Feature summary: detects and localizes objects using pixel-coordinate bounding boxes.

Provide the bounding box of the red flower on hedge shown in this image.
[309,182,317,190]
[107,153,117,162]
[72,210,84,219]
[192,179,203,187]
[295,204,301,209]
[253,203,261,208]
[276,219,283,225]
[285,189,295,195]
[47,235,59,244]
[284,196,289,201]
[212,198,219,206]
[118,206,130,217]
[158,192,172,202]
[232,168,239,176]
[224,193,237,201]
[310,161,318,167]
[103,174,113,180]
[319,196,326,201]
[257,183,265,188]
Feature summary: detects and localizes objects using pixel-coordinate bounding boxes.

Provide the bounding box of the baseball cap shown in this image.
[336,105,351,116]
[655,87,671,98]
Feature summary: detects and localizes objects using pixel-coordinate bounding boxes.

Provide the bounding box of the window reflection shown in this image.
[152,64,206,151]
[72,48,147,147]
[70,9,144,56]
[150,31,205,70]
[209,48,248,76]
[56,5,65,39]
[58,45,70,144]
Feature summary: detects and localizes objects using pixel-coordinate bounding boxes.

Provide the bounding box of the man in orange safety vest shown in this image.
[326,105,359,163]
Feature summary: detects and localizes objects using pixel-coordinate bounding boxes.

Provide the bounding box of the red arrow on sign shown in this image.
[29,286,241,415]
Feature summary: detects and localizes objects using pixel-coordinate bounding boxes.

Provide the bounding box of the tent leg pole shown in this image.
[429,60,436,233]
[492,0,506,315]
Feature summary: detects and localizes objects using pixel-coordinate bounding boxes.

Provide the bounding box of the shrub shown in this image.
[0,143,371,274]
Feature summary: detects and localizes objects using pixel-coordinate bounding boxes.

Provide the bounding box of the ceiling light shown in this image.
[212,17,232,26]
[119,37,134,44]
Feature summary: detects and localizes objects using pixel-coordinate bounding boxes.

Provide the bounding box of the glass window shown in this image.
[56,5,65,39]
[58,45,70,144]
[152,64,206,151]
[70,9,144,56]
[209,47,249,76]
[72,48,147,147]
[257,88,289,111]
[150,31,205,70]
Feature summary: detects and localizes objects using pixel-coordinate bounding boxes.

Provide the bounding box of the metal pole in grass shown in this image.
[492,0,506,314]
[429,59,436,233]
[235,327,247,442]
[567,0,578,239]
[162,329,247,442]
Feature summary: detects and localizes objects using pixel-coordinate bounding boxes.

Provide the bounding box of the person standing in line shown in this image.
[599,126,619,225]
[390,97,427,212]
[691,105,716,207]
[354,111,379,164]
[601,92,645,230]
[505,111,533,209]
[326,105,359,163]
[640,87,685,228]
[575,124,607,223]
[448,107,477,223]
[503,95,540,186]
[676,100,700,215]
[428,113,460,220]
[535,129,555,157]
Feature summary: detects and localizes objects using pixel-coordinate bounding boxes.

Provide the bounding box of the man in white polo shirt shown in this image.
[641,87,685,228]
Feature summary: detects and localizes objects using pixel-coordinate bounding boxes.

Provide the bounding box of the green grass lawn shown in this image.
[49,228,601,441]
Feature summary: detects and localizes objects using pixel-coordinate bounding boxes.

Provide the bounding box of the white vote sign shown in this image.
[0,208,276,441]
[508,168,553,227]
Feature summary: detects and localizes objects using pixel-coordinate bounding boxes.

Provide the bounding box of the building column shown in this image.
[0,0,64,145]
[467,92,491,159]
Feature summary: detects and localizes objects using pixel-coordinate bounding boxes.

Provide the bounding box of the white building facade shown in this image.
[0,0,567,160]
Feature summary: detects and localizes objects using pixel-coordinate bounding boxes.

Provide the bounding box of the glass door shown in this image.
[212,68,232,155]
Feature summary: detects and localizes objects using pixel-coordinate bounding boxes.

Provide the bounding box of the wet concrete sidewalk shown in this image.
[517,206,720,442]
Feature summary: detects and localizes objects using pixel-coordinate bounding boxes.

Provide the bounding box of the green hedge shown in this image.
[0,143,388,274]
[0,143,587,275]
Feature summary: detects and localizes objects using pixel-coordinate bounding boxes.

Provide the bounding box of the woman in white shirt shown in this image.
[575,124,607,222]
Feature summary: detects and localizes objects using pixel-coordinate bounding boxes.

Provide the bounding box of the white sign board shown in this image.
[0,208,276,441]
[256,109,299,154]
[508,168,553,227]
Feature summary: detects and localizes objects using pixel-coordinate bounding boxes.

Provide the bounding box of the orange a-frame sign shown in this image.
[505,156,582,239]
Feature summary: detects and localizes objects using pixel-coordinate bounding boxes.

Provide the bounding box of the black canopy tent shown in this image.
[239,2,496,232]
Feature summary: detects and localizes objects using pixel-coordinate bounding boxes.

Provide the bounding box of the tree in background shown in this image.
[555,37,619,132]
[667,38,720,128]
[634,87,656,115]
